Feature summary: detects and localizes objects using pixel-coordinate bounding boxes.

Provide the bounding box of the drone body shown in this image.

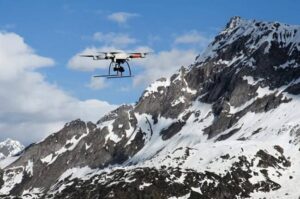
[81,52,149,78]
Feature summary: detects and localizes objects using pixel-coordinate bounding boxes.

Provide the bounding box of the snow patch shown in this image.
[242,75,263,85]
[85,143,91,150]
[139,182,152,190]
[0,156,19,169]
[0,166,24,195]
[41,153,53,164]
[143,78,171,98]
[25,160,33,176]
[274,60,298,69]
[58,166,95,182]
[171,96,186,107]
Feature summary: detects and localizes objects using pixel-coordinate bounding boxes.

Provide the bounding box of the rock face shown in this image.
[1,17,300,198]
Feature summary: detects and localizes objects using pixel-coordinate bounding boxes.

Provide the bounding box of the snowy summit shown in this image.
[0,138,24,159]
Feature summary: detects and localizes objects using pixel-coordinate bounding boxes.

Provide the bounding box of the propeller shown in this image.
[97,51,123,54]
[80,55,106,60]
[80,55,94,57]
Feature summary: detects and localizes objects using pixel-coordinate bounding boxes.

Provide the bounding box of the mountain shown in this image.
[0,138,24,170]
[1,16,300,198]
[0,138,24,160]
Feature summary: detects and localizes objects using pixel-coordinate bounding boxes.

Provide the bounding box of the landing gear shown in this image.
[107,61,132,78]
[93,61,132,78]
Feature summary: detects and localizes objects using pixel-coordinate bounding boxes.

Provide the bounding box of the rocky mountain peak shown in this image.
[225,16,242,30]
[0,138,24,158]
[197,17,300,67]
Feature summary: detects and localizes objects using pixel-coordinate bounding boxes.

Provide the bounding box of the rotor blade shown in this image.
[97,51,122,54]
[80,54,107,60]
[80,55,95,57]
[96,52,108,54]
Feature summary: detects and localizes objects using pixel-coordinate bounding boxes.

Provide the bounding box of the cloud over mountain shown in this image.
[174,30,211,47]
[133,48,198,86]
[0,32,117,145]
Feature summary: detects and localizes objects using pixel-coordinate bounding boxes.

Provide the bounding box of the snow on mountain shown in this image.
[197,16,300,64]
[0,139,24,169]
[0,138,24,159]
[1,17,300,198]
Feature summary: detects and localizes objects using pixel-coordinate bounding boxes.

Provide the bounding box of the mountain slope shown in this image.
[1,17,300,199]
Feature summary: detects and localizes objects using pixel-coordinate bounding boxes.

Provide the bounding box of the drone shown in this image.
[80,51,149,78]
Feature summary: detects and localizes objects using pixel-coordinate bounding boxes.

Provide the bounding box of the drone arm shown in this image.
[129,52,150,59]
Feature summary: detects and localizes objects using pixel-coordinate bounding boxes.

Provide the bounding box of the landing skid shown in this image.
[107,75,133,79]
[93,75,118,78]
[93,75,133,79]
[93,61,133,79]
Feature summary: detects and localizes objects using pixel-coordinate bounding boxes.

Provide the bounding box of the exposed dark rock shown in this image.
[160,121,186,140]
[216,128,241,141]
[256,150,291,169]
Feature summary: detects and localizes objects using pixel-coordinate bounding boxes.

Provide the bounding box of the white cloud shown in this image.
[134,48,198,86]
[87,77,108,90]
[0,32,54,80]
[174,31,211,47]
[93,32,136,47]
[107,12,139,25]
[0,32,117,145]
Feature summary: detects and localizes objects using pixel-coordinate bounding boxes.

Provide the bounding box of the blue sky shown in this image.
[2,0,300,104]
[1,0,300,104]
[0,0,300,144]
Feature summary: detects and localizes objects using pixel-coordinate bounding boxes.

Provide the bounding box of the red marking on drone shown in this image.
[130,54,142,58]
